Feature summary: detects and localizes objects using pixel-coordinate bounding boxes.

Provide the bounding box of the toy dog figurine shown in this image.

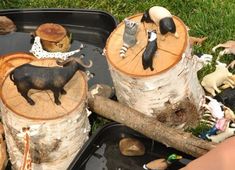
[10,56,92,105]
[142,30,157,71]
[141,6,178,39]
[120,19,139,58]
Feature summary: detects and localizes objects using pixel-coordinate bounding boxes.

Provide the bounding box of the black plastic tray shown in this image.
[0,8,117,170]
[68,122,194,170]
[0,8,117,87]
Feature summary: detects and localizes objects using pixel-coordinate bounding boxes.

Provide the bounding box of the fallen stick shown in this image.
[88,95,216,158]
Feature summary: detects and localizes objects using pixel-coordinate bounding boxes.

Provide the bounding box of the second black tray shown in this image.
[68,122,195,170]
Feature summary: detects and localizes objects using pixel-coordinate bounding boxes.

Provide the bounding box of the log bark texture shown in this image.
[0,123,7,170]
[0,59,90,170]
[88,95,216,158]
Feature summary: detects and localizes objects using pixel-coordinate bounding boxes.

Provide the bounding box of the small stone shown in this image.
[0,16,16,34]
[119,137,145,156]
[89,84,115,98]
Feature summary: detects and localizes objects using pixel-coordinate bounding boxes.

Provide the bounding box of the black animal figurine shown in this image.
[214,88,235,111]
[10,56,92,105]
[142,30,157,71]
[141,6,178,39]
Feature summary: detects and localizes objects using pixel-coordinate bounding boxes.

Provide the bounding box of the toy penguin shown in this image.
[142,30,157,71]
[141,6,178,39]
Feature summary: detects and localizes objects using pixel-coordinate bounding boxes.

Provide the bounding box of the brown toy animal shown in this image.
[212,40,235,56]
[10,56,92,105]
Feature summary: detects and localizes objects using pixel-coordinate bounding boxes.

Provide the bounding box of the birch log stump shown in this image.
[105,14,205,128]
[0,59,90,170]
[0,123,7,170]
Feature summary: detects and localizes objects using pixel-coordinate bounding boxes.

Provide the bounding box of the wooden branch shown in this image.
[88,95,216,158]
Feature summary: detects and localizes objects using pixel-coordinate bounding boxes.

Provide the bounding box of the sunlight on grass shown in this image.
[1,0,234,54]
[0,0,234,131]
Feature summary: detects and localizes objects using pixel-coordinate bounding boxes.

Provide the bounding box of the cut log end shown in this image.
[105,14,188,77]
[0,59,87,120]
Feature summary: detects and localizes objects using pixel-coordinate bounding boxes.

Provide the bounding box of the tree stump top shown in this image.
[106,13,188,77]
[0,59,87,120]
[0,53,36,86]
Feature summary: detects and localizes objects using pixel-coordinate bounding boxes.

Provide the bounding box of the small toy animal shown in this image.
[120,19,139,58]
[212,40,235,56]
[207,122,235,143]
[142,30,157,71]
[0,16,16,34]
[202,96,224,119]
[214,88,235,111]
[220,74,235,89]
[191,53,213,73]
[201,62,234,96]
[143,154,182,170]
[141,6,178,39]
[228,60,235,69]
[224,106,235,122]
[194,53,213,65]
[199,125,218,140]
[189,36,207,47]
[10,56,92,105]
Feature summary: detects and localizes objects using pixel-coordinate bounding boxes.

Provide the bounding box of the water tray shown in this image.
[0,8,117,87]
[68,122,195,170]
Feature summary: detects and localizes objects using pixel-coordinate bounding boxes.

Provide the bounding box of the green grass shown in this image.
[1,0,235,132]
[1,0,234,54]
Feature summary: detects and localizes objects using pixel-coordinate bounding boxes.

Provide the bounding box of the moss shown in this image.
[186,122,211,137]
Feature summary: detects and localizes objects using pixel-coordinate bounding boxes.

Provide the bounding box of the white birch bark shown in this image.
[0,99,90,170]
[108,45,205,118]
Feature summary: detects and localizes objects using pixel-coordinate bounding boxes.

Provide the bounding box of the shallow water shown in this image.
[69,123,194,170]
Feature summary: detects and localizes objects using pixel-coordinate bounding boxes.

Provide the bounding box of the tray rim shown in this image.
[67,122,123,170]
[0,8,117,24]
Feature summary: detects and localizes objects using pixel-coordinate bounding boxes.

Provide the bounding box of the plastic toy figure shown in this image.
[143,154,182,170]
[201,62,234,96]
[120,19,139,58]
[10,56,92,105]
[212,40,235,56]
[142,30,158,71]
[141,6,178,39]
